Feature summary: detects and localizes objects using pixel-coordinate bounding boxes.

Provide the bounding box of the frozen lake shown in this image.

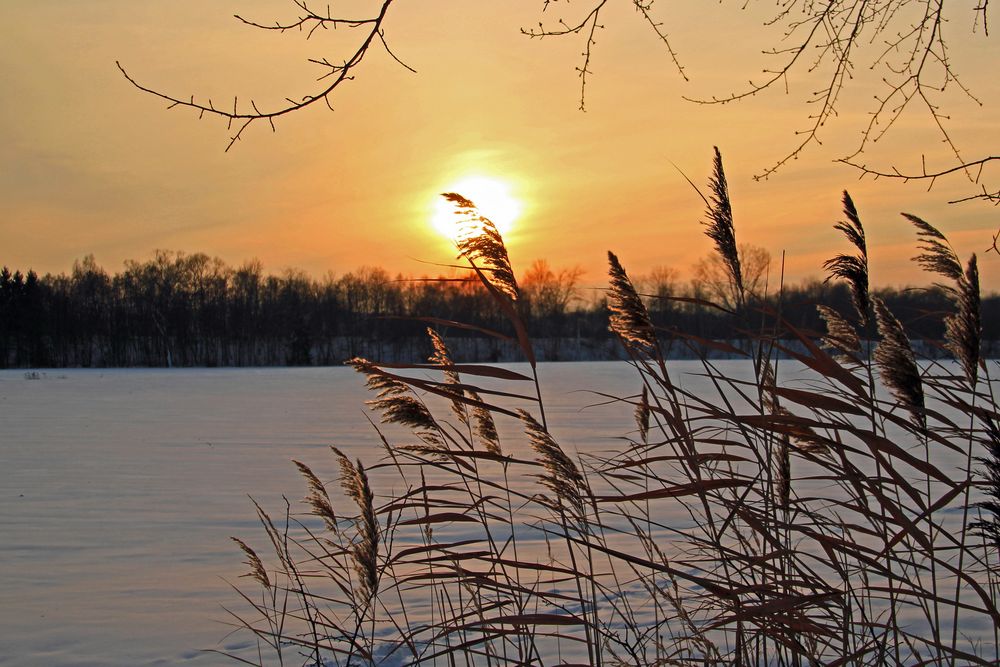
[0,363,649,667]
[1,361,995,665]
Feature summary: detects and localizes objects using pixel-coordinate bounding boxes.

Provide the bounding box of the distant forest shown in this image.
[1,251,997,367]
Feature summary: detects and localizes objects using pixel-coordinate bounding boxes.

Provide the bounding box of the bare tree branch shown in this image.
[118,0,402,151]
[519,1,995,208]
[234,0,383,35]
[679,2,986,185]
[122,0,997,218]
[521,0,686,111]
[522,0,609,111]
[839,155,1000,204]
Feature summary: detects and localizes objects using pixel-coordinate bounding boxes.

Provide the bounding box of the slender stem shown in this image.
[949,382,979,663]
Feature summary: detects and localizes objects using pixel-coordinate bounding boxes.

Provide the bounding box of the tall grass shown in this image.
[222,150,999,666]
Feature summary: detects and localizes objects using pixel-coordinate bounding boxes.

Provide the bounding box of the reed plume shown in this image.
[332,447,379,602]
[426,327,501,454]
[873,297,925,430]
[761,361,826,456]
[607,251,658,357]
[704,147,743,305]
[444,192,519,301]
[823,191,870,326]
[293,459,338,533]
[816,305,862,362]
[907,213,964,282]
[760,360,779,415]
[470,396,502,456]
[519,409,587,517]
[427,328,469,426]
[946,255,981,386]
[349,357,405,398]
[775,434,791,513]
[635,385,650,445]
[905,214,982,386]
[349,357,441,442]
[230,537,271,589]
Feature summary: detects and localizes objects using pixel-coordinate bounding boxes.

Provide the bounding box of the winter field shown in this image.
[1,364,641,666]
[1,361,996,666]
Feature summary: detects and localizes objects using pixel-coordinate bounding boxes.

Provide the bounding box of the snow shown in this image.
[0,364,638,666]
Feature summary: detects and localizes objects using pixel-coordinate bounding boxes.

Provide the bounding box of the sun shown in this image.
[431,176,521,241]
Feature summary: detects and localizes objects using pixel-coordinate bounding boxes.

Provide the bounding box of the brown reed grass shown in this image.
[445,192,519,302]
[874,296,926,430]
[703,146,743,305]
[226,151,999,667]
[332,446,379,603]
[824,191,871,326]
[607,251,658,358]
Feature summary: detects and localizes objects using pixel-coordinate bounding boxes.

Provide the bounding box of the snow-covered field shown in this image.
[2,361,993,665]
[0,363,643,666]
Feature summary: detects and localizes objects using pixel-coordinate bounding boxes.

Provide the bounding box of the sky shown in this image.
[2,0,998,290]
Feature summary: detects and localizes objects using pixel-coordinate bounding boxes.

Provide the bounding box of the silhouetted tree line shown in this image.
[1,251,996,367]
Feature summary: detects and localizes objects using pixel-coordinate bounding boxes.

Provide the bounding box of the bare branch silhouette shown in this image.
[678,2,988,185]
[839,155,999,203]
[117,0,403,151]
[525,1,994,208]
[521,1,686,110]
[122,0,998,220]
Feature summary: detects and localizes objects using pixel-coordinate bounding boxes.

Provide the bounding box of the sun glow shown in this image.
[431,176,521,241]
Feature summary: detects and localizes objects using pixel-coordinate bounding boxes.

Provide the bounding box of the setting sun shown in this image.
[431,176,522,241]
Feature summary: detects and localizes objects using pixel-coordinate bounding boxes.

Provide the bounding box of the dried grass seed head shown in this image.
[607,251,658,356]
[906,213,964,283]
[945,254,981,386]
[760,360,780,415]
[427,327,468,425]
[816,305,861,361]
[704,147,744,302]
[635,385,650,445]
[352,460,379,601]
[519,409,586,512]
[905,216,982,386]
[348,357,406,398]
[468,389,502,456]
[823,191,871,326]
[231,537,271,589]
[331,447,379,600]
[293,459,338,532]
[367,395,441,441]
[332,447,364,506]
[444,193,519,301]
[873,297,925,430]
[760,361,827,454]
[427,327,500,453]
[775,434,791,512]
[349,357,441,440]
[428,328,460,386]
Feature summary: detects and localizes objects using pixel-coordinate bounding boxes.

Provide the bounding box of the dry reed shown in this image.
[873,296,926,430]
[703,146,743,305]
[445,192,519,301]
[824,191,870,326]
[225,150,999,667]
[332,446,379,603]
[607,251,658,358]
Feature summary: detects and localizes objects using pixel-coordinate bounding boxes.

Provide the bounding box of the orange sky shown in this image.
[2,1,998,290]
